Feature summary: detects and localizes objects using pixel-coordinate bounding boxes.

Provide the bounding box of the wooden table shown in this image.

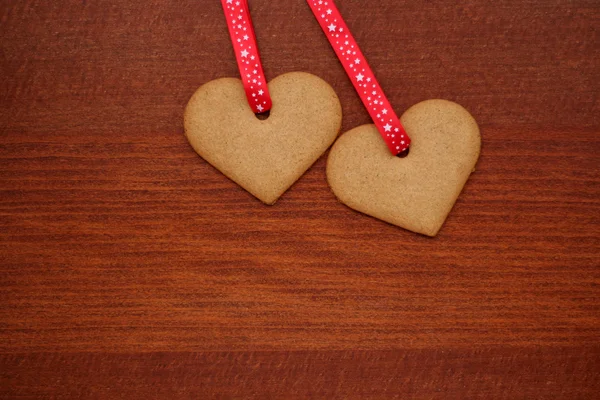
[1,0,599,398]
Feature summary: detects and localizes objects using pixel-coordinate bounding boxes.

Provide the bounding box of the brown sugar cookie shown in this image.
[184,72,342,205]
[326,99,481,236]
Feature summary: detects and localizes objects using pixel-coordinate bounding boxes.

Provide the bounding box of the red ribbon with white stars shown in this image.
[306,0,411,155]
[220,0,272,114]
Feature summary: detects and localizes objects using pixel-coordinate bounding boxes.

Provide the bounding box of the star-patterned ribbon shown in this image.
[220,0,272,114]
[306,0,411,155]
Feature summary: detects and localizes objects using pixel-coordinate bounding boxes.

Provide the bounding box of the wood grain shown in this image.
[1,0,599,397]
[2,349,599,399]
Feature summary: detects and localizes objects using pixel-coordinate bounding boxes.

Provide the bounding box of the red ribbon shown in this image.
[306,0,411,155]
[220,0,272,114]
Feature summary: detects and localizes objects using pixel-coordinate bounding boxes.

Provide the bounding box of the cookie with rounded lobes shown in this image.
[184,72,342,205]
[326,99,481,237]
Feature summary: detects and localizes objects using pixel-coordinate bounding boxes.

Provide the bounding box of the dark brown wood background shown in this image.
[1,0,599,398]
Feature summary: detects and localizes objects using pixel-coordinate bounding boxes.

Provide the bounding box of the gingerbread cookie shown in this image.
[184,72,342,205]
[326,99,481,236]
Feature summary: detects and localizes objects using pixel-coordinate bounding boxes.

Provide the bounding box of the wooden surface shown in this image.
[1,0,599,398]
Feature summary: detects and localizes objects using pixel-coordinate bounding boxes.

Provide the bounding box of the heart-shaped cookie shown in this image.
[327,99,481,236]
[184,72,342,205]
